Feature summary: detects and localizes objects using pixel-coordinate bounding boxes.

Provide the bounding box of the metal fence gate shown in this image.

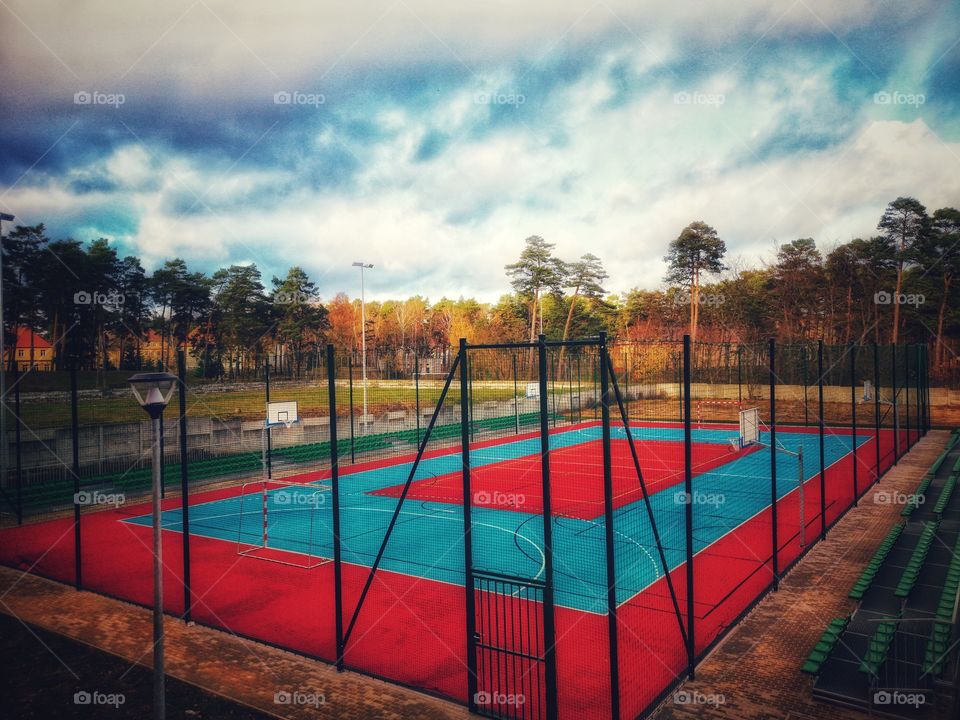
[463,337,561,719]
[472,571,549,719]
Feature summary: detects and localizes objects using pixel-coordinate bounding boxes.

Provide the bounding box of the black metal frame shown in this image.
[818,340,826,541]
[177,349,192,622]
[851,343,858,504]
[769,338,779,591]
[326,344,345,671]
[4,338,934,720]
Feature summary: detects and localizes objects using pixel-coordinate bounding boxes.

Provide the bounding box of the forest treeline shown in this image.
[1,196,957,377]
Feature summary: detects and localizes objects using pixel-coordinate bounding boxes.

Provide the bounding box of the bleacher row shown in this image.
[17,411,549,513]
[805,430,960,717]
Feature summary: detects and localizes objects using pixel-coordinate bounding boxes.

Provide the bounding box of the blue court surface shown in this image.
[128,423,870,612]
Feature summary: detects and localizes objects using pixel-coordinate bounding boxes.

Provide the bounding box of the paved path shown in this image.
[0,565,468,720]
[651,430,954,720]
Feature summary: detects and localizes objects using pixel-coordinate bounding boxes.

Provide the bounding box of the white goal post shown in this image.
[738,407,809,548]
[237,479,332,569]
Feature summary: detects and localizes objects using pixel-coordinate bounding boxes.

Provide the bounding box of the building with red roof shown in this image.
[5,327,54,371]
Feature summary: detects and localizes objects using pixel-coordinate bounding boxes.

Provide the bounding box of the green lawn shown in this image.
[9,381,543,430]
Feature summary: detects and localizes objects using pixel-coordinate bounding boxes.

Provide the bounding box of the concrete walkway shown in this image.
[650,430,954,720]
[0,566,468,720]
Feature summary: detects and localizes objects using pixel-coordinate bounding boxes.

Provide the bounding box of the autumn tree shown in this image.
[209,264,270,377]
[270,266,329,376]
[560,253,608,348]
[664,221,726,341]
[916,208,960,366]
[505,236,566,343]
[878,197,928,344]
[771,238,823,340]
[1,224,47,367]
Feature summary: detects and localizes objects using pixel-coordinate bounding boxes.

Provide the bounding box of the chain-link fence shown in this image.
[0,338,932,720]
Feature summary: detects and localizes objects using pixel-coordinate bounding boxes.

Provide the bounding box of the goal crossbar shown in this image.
[738,408,809,548]
[237,480,332,569]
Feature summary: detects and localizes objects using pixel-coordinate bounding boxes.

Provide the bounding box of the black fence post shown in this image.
[537,334,558,720]
[891,344,899,462]
[873,343,881,483]
[850,344,858,505]
[682,335,696,677]
[460,339,478,712]
[678,351,684,425]
[915,345,922,440]
[737,344,742,405]
[595,354,600,422]
[818,340,826,541]
[264,355,272,479]
[326,345,345,672]
[769,338,778,591]
[598,333,621,719]
[177,350,192,622]
[551,354,558,428]
[922,344,929,433]
[468,361,475,442]
[802,345,809,427]
[904,345,911,448]
[414,349,421,447]
[159,415,165,499]
[576,354,583,424]
[13,364,21,526]
[926,344,930,432]
[348,356,356,463]
[512,353,520,434]
[71,364,81,590]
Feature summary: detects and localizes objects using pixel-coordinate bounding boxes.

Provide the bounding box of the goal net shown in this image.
[737,407,809,547]
[237,479,332,569]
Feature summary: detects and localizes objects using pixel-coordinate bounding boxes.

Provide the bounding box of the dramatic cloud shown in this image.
[1,0,958,300]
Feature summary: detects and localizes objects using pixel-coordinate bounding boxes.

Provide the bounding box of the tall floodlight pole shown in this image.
[352,262,374,431]
[128,372,177,720]
[0,212,14,506]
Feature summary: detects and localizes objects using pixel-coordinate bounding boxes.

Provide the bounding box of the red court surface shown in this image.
[0,424,915,720]
[370,438,757,520]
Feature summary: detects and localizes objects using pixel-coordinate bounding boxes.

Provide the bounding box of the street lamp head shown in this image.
[0,213,14,222]
[352,261,373,269]
[129,372,178,419]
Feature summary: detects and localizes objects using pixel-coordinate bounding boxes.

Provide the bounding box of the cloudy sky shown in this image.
[1,1,958,302]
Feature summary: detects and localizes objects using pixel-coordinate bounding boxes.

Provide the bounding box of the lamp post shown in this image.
[0,212,13,514]
[128,371,177,720]
[352,261,373,430]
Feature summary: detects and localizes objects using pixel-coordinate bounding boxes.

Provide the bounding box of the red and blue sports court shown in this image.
[0,418,903,719]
